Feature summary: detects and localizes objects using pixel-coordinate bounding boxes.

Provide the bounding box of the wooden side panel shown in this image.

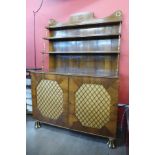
[68,76,119,138]
[31,72,69,128]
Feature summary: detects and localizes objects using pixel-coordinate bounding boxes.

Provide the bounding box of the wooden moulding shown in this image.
[46,10,122,30]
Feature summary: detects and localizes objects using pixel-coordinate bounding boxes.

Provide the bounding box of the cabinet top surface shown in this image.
[30,70,119,79]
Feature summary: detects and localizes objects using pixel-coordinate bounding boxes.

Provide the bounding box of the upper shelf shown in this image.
[42,51,120,55]
[43,33,120,41]
[46,20,121,30]
[46,10,122,31]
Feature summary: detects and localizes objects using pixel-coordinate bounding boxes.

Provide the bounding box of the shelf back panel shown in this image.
[51,39,119,52]
[49,55,118,77]
[52,25,120,38]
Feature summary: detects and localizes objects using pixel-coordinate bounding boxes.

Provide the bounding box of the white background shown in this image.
[0,0,155,154]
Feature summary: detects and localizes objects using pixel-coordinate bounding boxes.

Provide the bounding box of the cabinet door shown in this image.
[31,73,69,128]
[69,76,119,138]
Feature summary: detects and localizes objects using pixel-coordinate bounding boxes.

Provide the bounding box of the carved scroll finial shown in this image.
[110,10,122,18]
[101,10,122,21]
[48,19,57,26]
[115,10,122,17]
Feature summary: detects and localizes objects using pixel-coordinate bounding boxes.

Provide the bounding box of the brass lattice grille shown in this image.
[75,84,111,129]
[37,80,63,120]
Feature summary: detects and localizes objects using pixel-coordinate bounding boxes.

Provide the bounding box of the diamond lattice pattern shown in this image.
[37,80,63,120]
[75,84,111,129]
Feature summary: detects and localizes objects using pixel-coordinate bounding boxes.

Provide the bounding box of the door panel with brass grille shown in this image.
[69,76,119,138]
[31,72,69,128]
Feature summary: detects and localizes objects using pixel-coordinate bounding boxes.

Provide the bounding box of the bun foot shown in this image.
[35,121,41,128]
[107,138,116,149]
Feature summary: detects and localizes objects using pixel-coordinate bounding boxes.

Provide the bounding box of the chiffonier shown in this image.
[30,10,122,148]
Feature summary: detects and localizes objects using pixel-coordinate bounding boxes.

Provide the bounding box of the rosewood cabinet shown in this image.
[30,10,122,148]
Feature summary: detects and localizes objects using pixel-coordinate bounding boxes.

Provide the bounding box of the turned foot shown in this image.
[35,121,41,128]
[107,138,116,149]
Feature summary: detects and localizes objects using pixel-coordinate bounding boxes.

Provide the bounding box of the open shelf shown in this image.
[40,11,122,79]
[46,20,121,30]
[43,33,120,42]
[42,51,120,55]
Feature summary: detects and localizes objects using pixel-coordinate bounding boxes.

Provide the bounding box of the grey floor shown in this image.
[26,115,126,155]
